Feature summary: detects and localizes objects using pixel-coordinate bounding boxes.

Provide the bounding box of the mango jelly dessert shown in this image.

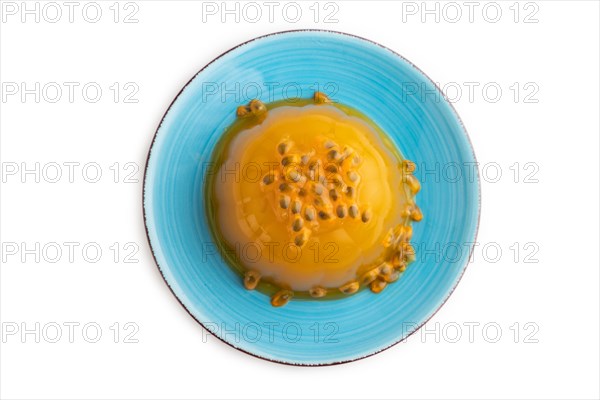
[206,92,422,307]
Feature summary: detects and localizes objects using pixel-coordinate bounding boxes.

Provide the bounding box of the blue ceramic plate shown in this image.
[144,30,480,365]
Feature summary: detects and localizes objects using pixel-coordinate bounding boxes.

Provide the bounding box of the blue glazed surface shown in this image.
[144,30,480,365]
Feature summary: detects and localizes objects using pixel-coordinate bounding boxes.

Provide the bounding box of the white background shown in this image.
[1,1,599,399]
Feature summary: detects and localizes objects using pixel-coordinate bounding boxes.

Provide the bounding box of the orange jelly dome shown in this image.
[208,97,420,300]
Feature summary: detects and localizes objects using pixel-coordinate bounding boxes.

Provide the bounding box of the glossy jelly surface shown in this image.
[207,96,422,304]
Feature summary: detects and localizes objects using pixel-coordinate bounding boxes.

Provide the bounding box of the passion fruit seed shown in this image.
[282,154,300,167]
[262,173,275,185]
[325,164,339,174]
[378,261,393,276]
[393,257,407,271]
[318,210,332,220]
[312,183,324,195]
[327,149,340,161]
[339,281,359,294]
[271,290,293,307]
[381,269,400,283]
[329,188,339,201]
[410,206,423,222]
[337,148,352,164]
[401,204,414,218]
[292,216,304,232]
[279,182,292,193]
[399,225,413,241]
[287,169,301,182]
[309,286,327,298]
[304,206,316,221]
[279,195,290,209]
[347,170,359,182]
[361,208,373,223]
[330,173,343,186]
[390,228,409,249]
[249,99,267,115]
[324,140,337,149]
[294,228,311,247]
[244,270,261,290]
[403,243,416,263]
[345,186,355,198]
[277,141,290,156]
[348,204,359,218]
[336,204,347,218]
[360,268,379,286]
[236,106,250,117]
[405,174,421,194]
[291,200,302,214]
[383,229,394,248]
[402,159,417,175]
[314,91,331,104]
[370,279,387,294]
[237,99,267,118]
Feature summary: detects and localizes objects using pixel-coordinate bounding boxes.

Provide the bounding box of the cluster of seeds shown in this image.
[261,217,418,305]
[236,99,267,118]
[246,136,375,306]
[359,223,417,295]
[400,159,423,222]
[321,161,422,297]
[261,137,372,251]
